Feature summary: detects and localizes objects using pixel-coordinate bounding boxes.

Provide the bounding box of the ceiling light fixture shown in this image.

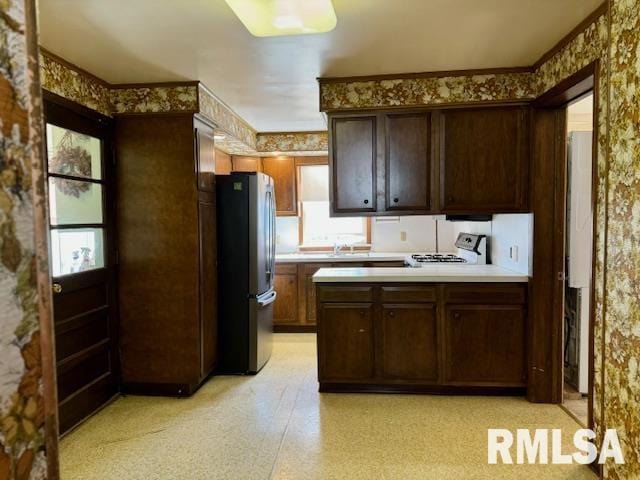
[224,0,337,37]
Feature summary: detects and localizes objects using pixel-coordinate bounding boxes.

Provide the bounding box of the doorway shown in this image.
[43,93,119,434]
[562,92,595,426]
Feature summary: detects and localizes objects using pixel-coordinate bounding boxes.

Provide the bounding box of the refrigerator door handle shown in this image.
[270,188,276,284]
[257,290,277,306]
[265,189,273,277]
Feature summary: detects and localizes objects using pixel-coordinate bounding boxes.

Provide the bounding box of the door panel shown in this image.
[198,198,217,377]
[444,304,526,386]
[195,119,216,192]
[251,174,274,295]
[45,95,118,434]
[440,107,529,212]
[319,303,374,380]
[385,113,432,211]
[331,116,377,213]
[381,304,438,380]
[262,156,297,216]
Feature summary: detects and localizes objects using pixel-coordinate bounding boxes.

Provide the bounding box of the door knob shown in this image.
[52,283,62,294]
[393,198,399,203]
[363,199,369,205]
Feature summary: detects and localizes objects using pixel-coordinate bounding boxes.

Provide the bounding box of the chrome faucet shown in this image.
[333,242,345,256]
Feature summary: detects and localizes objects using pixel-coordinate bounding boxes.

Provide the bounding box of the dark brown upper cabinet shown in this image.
[327,105,530,216]
[439,106,530,213]
[262,156,297,216]
[195,118,216,192]
[329,115,377,214]
[384,112,432,213]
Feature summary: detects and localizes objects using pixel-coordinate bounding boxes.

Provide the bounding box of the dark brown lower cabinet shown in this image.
[317,283,527,394]
[318,303,375,380]
[273,260,405,332]
[381,304,438,381]
[444,305,526,386]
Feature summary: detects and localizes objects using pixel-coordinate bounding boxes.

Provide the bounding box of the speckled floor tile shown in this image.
[60,334,596,480]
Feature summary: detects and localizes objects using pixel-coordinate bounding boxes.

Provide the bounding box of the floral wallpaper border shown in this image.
[39,52,327,156]
[1,0,57,479]
[318,72,537,111]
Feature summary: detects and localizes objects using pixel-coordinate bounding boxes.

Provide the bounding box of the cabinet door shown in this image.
[262,156,297,216]
[385,112,432,212]
[214,148,232,175]
[273,265,298,325]
[301,263,324,325]
[444,305,526,386]
[232,156,262,172]
[381,304,438,381]
[318,303,374,380]
[440,107,529,213]
[330,115,377,213]
[195,120,216,192]
[198,197,217,378]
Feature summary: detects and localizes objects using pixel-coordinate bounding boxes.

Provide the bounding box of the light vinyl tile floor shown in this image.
[61,334,596,480]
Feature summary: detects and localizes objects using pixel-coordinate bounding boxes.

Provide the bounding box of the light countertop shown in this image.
[276,252,407,263]
[312,265,529,283]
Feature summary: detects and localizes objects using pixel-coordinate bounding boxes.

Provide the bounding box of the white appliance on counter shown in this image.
[405,233,488,267]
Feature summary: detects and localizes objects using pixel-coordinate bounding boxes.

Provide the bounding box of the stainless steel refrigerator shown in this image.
[216,172,276,373]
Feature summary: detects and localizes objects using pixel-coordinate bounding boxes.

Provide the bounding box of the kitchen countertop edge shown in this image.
[312,266,530,283]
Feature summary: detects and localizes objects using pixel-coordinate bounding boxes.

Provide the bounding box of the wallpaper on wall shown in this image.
[197,84,257,151]
[256,131,328,154]
[39,52,111,117]
[111,85,198,115]
[318,72,536,111]
[603,0,640,476]
[1,0,54,479]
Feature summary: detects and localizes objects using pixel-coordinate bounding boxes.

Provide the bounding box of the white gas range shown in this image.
[405,233,488,267]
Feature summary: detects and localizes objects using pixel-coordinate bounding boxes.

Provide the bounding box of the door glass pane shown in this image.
[50,228,105,277]
[48,177,103,225]
[46,124,102,180]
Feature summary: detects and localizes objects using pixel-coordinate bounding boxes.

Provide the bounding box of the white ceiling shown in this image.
[39,0,602,132]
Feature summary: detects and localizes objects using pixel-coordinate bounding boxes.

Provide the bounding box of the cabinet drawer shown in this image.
[444,284,526,304]
[317,286,374,303]
[275,263,297,275]
[381,285,437,303]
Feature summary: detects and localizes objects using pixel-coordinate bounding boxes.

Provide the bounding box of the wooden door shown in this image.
[262,156,297,216]
[232,155,262,172]
[44,94,119,434]
[440,107,529,213]
[330,115,377,214]
[273,264,298,325]
[385,112,432,212]
[444,305,526,386]
[318,303,374,380]
[381,304,438,381]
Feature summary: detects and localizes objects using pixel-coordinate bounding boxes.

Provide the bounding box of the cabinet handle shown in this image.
[363,199,369,205]
[358,328,366,333]
[52,283,62,294]
[448,196,454,203]
[388,311,395,317]
[393,197,399,203]
[359,311,365,316]
[453,313,461,320]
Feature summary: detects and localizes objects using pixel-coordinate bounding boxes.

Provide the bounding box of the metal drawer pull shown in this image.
[52,283,62,294]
